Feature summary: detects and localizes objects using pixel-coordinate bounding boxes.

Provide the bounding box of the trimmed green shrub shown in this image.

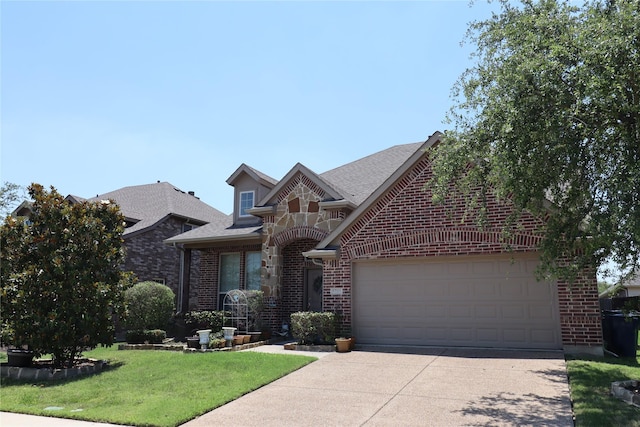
[184,311,224,334]
[246,290,265,331]
[290,312,336,345]
[126,329,166,344]
[125,281,175,331]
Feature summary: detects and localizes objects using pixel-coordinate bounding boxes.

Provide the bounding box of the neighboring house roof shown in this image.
[599,269,640,298]
[628,274,640,291]
[89,182,228,237]
[11,200,33,217]
[65,195,87,204]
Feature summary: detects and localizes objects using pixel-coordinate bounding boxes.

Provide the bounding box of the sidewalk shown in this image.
[0,412,125,427]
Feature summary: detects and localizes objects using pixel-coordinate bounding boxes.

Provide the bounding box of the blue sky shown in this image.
[1,0,498,215]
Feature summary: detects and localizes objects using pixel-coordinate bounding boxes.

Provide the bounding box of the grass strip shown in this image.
[1,346,315,427]
[566,336,639,427]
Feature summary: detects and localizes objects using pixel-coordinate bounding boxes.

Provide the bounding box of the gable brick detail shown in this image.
[345,228,544,260]
[276,173,329,204]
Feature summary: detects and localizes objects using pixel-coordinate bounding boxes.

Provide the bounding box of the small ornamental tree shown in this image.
[124,281,175,331]
[0,184,133,367]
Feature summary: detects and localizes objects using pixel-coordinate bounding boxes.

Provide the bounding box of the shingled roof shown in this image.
[165,140,428,246]
[319,142,424,205]
[90,182,229,236]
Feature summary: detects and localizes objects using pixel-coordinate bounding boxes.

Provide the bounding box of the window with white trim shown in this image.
[239,191,254,217]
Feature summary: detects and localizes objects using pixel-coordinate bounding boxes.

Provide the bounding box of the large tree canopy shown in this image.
[431,0,639,280]
[1,184,133,367]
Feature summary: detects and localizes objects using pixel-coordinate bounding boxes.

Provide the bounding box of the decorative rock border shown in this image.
[1,359,107,381]
[118,340,269,353]
[283,342,336,352]
[118,343,186,351]
[611,380,640,407]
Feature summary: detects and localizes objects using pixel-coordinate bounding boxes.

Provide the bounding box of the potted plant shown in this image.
[186,336,200,349]
[6,348,34,367]
[2,325,34,366]
[335,337,351,353]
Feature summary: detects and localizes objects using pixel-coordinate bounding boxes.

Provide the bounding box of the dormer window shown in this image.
[239,191,254,217]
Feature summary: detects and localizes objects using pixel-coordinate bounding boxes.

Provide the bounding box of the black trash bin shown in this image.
[602,310,640,357]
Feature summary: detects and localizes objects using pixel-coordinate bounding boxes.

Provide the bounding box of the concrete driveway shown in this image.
[183,345,574,427]
[1,345,574,427]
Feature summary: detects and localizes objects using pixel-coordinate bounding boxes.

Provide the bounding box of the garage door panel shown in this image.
[527,282,553,298]
[502,329,528,344]
[353,256,561,349]
[477,328,499,342]
[529,304,554,319]
[499,282,526,297]
[450,328,474,341]
[425,305,447,317]
[475,306,498,319]
[474,282,498,298]
[449,305,473,318]
[500,304,527,319]
[531,329,557,344]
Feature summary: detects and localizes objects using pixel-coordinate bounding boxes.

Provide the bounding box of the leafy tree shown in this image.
[0,182,25,218]
[431,0,639,280]
[0,184,133,367]
[124,281,175,331]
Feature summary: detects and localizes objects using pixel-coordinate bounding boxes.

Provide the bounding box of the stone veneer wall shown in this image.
[322,156,603,350]
[260,173,343,315]
[123,216,201,309]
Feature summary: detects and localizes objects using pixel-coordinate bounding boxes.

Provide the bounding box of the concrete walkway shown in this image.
[1,345,574,427]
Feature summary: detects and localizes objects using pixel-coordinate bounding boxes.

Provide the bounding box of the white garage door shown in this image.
[352,255,561,349]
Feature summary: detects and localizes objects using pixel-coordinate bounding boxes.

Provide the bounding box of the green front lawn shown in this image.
[567,335,640,427]
[0,346,315,427]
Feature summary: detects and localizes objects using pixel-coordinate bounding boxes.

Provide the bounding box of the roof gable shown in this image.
[320,141,425,205]
[255,163,345,207]
[226,163,278,188]
[316,132,442,248]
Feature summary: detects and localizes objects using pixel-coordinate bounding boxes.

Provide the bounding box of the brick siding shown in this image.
[197,243,263,310]
[123,216,201,309]
[323,156,602,349]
